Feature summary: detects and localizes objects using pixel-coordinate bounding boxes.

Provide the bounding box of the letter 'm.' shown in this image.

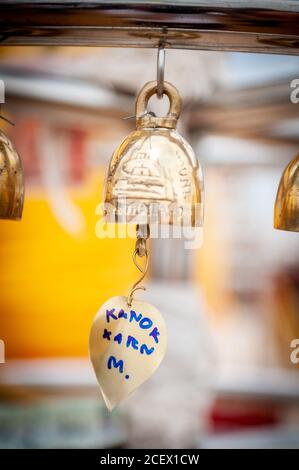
[107,355,124,373]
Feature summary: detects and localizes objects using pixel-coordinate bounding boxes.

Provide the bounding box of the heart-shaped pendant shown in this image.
[89,296,167,410]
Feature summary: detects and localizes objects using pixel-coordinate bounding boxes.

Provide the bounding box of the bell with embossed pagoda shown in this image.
[103,81,204,227]
[0,129,24,220]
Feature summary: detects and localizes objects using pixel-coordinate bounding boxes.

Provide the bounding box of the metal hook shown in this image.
[156,44,165,99]
[127,248,149,307]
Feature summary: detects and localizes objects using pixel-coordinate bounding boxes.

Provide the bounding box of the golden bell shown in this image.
[274,154,299,232]
[0,129,24,220]
[104,81,204,227]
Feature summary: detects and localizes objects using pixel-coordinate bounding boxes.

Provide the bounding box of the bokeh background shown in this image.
[0,46,299,448]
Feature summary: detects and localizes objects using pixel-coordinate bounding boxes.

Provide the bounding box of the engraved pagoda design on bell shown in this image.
[0,129,24,220]
[104,81,204,227]
[112,151,174,201]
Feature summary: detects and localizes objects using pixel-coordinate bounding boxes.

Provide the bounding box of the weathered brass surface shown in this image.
[104,81,204,227]
[274,154,299,232]
[0,129,24,220]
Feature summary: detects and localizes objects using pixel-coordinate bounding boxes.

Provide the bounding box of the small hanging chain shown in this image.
[127,224,150,307]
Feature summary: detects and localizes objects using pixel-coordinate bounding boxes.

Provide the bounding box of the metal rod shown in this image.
[0,1,299,54]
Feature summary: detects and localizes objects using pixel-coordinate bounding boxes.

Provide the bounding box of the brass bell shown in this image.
[274,154,299,232]
[0,129,24,220]
[104,81,203,227]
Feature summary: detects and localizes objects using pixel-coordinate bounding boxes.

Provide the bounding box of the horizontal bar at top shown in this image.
[0,1,299,54]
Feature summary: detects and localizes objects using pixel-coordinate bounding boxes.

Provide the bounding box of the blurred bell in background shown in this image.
[0,46,299,449]
[0,127,24,220]
[274,154,299,232]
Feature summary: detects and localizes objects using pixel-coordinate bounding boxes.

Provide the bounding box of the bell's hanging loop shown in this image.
[136,80,182,130]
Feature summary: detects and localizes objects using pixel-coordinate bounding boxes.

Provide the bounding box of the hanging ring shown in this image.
[135,81,182,130]
[156,45,165,99]
[127,243,149,307]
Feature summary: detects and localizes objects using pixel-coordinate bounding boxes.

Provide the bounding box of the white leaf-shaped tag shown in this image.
[89,296,167,410]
